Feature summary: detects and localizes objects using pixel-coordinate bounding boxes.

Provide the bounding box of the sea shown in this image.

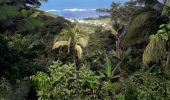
[40,0,127,19]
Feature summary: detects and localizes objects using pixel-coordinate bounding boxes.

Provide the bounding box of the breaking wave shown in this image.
[46,8,96,12]
[46,9,60,12]
[63,8,96,12]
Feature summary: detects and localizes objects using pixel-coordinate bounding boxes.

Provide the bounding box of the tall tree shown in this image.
[52,23,89,69]
[121,0,168,47]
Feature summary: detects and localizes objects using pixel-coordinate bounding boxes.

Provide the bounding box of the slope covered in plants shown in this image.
[1,0,170,100]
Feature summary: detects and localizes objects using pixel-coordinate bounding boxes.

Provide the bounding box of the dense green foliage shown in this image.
[31,61,101,99]
[0,0,70,99]
[1,0,170,100]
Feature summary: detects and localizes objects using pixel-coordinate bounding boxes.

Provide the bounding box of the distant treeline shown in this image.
[83,15,110,20]
[96,8,110,12]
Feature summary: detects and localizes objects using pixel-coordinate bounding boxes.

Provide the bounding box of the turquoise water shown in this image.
[40,0,127,19]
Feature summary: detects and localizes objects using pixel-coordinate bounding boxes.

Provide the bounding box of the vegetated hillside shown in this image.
[1,0,170,100]
[0,0,70,99]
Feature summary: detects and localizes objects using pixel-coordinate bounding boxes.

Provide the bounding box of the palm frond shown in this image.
[121,8,162,47]
[53,23,88,58]
[77,37,88,48]
[74,44,83,59]
[75,33,89,47]
[52,41,70,50]
[143,34,167,65]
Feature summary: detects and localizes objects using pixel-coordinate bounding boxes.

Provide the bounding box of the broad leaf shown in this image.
[104,55,112,78]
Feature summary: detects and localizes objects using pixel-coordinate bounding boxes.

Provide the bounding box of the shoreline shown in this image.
[66,17,112,28]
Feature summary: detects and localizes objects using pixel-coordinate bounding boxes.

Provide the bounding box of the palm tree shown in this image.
[121,0,170,47]
[143,33,167,65]
[120,0,170,66]
[52,23,89,68]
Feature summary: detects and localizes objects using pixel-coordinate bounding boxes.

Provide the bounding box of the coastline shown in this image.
[66,17,112,28]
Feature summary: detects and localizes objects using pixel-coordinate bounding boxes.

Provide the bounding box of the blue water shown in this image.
[40,0,127,19]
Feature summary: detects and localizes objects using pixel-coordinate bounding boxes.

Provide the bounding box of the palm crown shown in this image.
[53,23,89,59]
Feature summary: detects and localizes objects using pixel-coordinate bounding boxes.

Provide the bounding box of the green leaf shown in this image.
[159,24,166,29]
[31,12,40,18]
[21,9,28,17]
[159,33,169,40]
[104,55,112,78]
[102,82,115,91]
[112,61,122,77]
[166,23,170,30]
[157,28,166,34]
[116,94,125,100]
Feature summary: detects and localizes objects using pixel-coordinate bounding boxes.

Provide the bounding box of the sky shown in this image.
[40,0,128,11]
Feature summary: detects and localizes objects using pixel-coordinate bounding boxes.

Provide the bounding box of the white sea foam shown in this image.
[63,8,96,12]
[46,9,60,12]
[46,8,96,12]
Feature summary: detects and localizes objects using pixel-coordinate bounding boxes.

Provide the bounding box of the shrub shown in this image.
[31,61,101,99]
[31,60,122,99]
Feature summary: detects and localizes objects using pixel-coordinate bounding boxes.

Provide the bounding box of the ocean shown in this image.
[40,0,127,19]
